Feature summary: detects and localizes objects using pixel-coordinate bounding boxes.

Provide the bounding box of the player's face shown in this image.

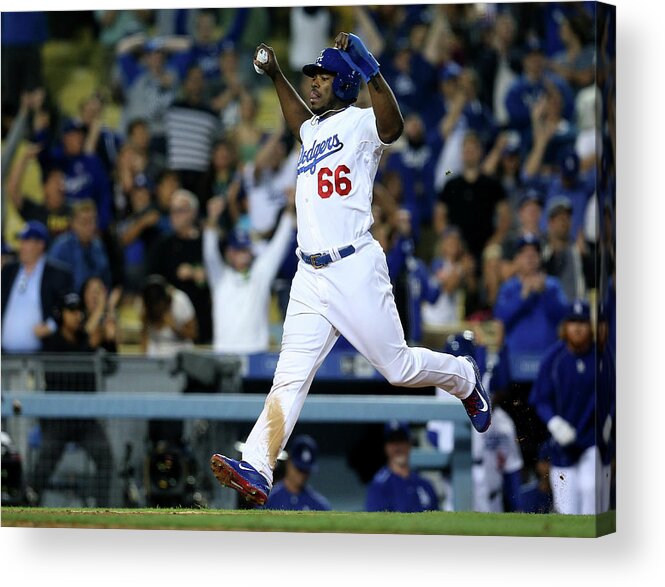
[308,72,337,114]
[564,320,592,351]
[385,439,410,468]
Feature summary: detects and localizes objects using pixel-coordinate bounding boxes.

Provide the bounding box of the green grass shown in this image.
[1,507,615,537]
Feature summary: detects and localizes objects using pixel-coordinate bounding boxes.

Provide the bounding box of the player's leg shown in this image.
[79,420,114,507]
[241,303,339,483]
[328,242,475,397]
[326,241,490,431]
[211,297,339,504]
[30,419,68,504]
[578,445,598,515]
[549,463,580,514]
[596,447,612,513]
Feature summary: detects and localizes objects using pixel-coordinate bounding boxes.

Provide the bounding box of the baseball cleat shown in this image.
[210,454,271,506]
[461,356,492,433]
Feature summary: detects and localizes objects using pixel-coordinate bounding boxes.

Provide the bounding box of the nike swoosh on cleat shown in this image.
[238,462,254,471]
[477,391,489,413]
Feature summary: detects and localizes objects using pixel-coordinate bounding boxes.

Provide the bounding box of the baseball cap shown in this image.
[515,232,541,253]
[17,220,49,242]
[144,37,167,53]
[226,229,253,250]
[519,187,544,209]
[546,195,573,218]
[384,420,411,443]
[440,61,462,81]
[502,132,521,156]
[133,173,154,191]
[288,435,319,473]
[560,151,580,178]
[60,292,83,312]
[565,299,591,322]
[524,36,544,55]
[444,330,476,359]
[62,118,85,134]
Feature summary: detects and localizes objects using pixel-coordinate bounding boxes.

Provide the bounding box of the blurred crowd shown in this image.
[1,4,615,511]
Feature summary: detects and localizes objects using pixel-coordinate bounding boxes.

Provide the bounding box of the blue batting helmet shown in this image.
[302,48,361,102]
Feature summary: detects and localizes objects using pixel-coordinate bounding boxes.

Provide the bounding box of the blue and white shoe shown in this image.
[210,454,271,506]
[461,356,492,433]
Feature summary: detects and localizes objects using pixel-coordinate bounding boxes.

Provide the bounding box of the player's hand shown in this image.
[334,32,380,82]
[548,415,577,447]
[253,44,278,79]
[34,322,53,338]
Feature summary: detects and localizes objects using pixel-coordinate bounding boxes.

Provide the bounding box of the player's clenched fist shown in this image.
[253,44,278,78]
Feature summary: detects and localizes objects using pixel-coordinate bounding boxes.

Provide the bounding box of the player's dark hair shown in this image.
[128,118,149,135]
[142,275,172,324]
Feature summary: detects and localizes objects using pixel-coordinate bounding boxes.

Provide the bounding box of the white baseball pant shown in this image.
[549,445,600,515]
[242,235,476,484]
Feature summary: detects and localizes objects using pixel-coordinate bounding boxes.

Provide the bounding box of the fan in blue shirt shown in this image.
[366,421,438,513]
[262,435,331,512]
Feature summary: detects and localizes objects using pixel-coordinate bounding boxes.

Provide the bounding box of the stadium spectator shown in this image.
[263,434,331,511]
[435,130,507,262]
[434,66,496,186]
[381,112,441,236]
[548,10,595,93]
[207,41,252,131]
[203,193,295,354]
[378,210,440,345]
[140,274,197,357]
[115,34,187,154]
[427,332,523,513]
[541,196,591,301]
[471,12,522,127]
[116,173,164,293]
[164,65,221,200]
[31,292,115,507]
[48,200,112,293]
[169,8,250,81]
[78,93,123,178]
[1,221,73,353]
[366,420,439,513]
[199,139,243,231]
[6,144,72,243]
[288,6,334,73]
[422,226,476,329]
[154,169,181,233]
[241,128,297,250]
[493,233,568,473]
[32,117,114,232]
[80,276,121,353]
[501,187,545,278]
[529,300,601,514]
[228,91,266,164]
[147,188,212,343]
[504,36,574,147]
[537,151,595,242]
[480,131,525,215]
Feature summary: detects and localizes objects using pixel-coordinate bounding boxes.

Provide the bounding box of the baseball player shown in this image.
[427,332,523,513]
[210,32,491,506]
[529,300,600,514]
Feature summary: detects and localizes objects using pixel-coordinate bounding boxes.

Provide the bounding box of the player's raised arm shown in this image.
[253,43,312,141]
[334,32,404,144]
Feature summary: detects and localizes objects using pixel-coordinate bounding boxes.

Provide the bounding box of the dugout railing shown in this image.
[1,351,472,511]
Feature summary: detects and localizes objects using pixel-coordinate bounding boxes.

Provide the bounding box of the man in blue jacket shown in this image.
[494,232,568,474]
[366,420,438,513]
[529,300,599,514]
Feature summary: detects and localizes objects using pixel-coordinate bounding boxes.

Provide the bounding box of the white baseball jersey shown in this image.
[295,106,387,253]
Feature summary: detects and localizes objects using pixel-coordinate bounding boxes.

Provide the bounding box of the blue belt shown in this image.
[300,245,356,269]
